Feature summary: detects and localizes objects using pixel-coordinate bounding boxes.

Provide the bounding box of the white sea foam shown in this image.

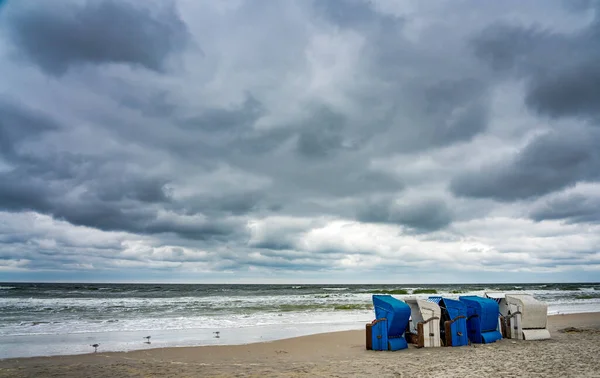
[1,310,372,337]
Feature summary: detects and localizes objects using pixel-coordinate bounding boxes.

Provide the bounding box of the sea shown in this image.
[1,282,599,359]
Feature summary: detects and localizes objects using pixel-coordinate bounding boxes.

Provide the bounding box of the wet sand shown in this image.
[1,312,599,378]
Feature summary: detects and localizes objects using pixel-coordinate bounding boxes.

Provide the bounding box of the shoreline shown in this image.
[1,301,597,360]
[1,312,599,360]
[1,312,599,377]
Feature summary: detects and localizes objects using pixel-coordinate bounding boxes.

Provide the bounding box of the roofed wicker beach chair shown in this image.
[429,296,469,347]
[459,296,503,344]
[366,295,411,351]
[505,294,551,340]
[405,297,441,348]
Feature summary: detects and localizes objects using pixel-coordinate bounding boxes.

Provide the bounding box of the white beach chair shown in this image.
[505,294,551,340]
[405,298,441,348]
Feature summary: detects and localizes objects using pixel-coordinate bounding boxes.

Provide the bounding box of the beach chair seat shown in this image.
[505,294,551,340]
[430,296,468,347]
[459,296,502,344]
[366,295,411,351]
[405,298,441,348]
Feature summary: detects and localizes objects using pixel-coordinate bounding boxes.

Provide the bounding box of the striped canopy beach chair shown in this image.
[429,296,469,347]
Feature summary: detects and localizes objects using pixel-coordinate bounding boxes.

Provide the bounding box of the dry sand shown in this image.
[1,312,599,378]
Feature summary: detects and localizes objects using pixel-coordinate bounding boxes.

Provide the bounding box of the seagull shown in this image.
[144,336,151,344]
[213,331,220,338]
[91,343,100,353]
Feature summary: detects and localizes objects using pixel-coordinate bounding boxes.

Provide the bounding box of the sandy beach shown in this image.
[0,312,598,378]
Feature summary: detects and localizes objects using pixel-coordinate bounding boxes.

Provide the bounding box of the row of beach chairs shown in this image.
[366,293,550,351]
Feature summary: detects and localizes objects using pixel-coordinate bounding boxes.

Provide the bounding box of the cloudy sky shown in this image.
[0,0,599,283]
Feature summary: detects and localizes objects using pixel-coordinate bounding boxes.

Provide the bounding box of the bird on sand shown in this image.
[91,343,100,353]
[144,336,151,344]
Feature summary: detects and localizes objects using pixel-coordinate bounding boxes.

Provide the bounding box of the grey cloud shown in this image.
[120,91,177,119]
[422,79,489,146]
[296,106,346,159]
[526,60,600,119]
[473,3,600,119]
[530,192,600,224]
[180,96,263,132]
[249,232,300,251]
[461,4,600,202]
[174,190,266,217]
[309,1,491,153]
[0,99,61,160]
[314,0,402,30]
[357,197,453,231]
[0,164,245,240]
[0,103,245,240]
[5,0,189,76]
[451,128,600,200]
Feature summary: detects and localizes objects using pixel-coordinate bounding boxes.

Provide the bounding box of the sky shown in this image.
[0,0,599,284]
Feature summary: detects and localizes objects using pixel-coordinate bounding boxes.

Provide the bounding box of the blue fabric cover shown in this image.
[459,296,502,344]
[372,295,411,351]
[438,297,469,347]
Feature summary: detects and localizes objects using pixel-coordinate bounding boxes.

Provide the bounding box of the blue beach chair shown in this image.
[366,295,411,351]
[459,296,503,344]
[429,297,469,347]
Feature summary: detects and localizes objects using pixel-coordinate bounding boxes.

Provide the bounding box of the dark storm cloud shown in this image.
[5,0,189,75]
[296,106,345,159]
[454,4,600,201]
[530,192,600,224]
[309,0,491,154]
[119,91,177,119]
[357,197,453,232]
[179,95,264,133]
[473,3,600,119]
[314,0,402,29]
[0,167,241,240]
[0,101,243,240]
[422,79,489,145]
[0,99,60,159]
[451,128,600,201]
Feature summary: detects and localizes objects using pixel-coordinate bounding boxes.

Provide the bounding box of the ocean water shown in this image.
[1,282,599,359]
